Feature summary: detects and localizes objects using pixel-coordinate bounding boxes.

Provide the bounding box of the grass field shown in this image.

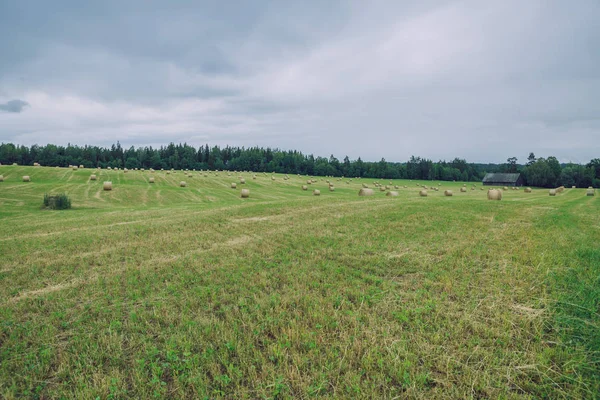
[0,165,598,399]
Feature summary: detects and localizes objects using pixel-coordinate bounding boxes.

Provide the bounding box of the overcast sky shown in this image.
[0,1,599,163]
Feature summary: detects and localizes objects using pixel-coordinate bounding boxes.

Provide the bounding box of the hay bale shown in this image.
[557,186,565,193]
[434,187,439,191]
[359,188,374,196]
[12,163,17,166]
[313,189,320,196]
[33,162,40,166]
[231,183,237,189]
[503,186,508,191]
[0,175,3,182]
[380,187,386,192]
[460,187,467,192]
[103,181,112,191]
[444,190,453,196]
[362,183,368,188]
[587,189,595,196]
[124,168,128,173]
[180,181,187,187]
[253,175,257,180]
[419,190,427,197]
[549,189,557,196]
[572,185,576,189]
[386,191,399,197]
[240,178,246,184]
[329,186,335,192]
[149,177,155,183]
[524,187,532,193]
[271,176,275,181]
[241,189,250,198]
[22,176,30,182]
[90,174,97,181]
[487,189,502,200]
[79,165,84,169]
[166,171,171,175]
[302,185,308,191]
[72,166,78,170]
[188,173,193,178]
[306,180,312,184]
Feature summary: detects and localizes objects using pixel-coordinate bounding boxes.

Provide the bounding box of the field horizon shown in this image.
[1,165,598,398]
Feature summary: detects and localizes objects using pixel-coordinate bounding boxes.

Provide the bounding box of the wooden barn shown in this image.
[482,173,523,187]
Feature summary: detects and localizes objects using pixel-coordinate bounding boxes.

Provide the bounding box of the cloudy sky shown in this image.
[0,1,599,163]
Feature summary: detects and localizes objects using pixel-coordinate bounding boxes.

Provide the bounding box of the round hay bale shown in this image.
[12,163,17,166]
[0,175,3,182]
[359,188,374,196]
[362,183,368,188]
[240,178,246,184]
[444,190,453,196]
[306,180,312,185]
[380,187,386,192]
[572,185,576,189]
[386,191,399,197]
[394,185,399,189]
[557,186,565,193]
[241,189,250,198]
[124,168,129,173]
[419,190,427,197]
[166,171,171,175]
[487,189,502,200]
[188,173,193,178]
[103,181,112,191]
[149,177,155,183]
[79,165,84,169]
[460,187,467,192]
[180,181,187,187]
[72,166,78,170]
[524,187,532,193]
[231,182,237,189]
[503,186,508,191]
[471,187,475,190]
[33,162,40,166]
[302,185,308,191]
[253,175,257,180]
[271,176,275,181]
[587,189,595,196]
[90,174,97,181]
[549,189,556,196]
[22,176,30,182]
[313,189,320,196]
[329,186,335,192]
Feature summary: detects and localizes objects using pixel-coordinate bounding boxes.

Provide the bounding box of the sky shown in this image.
[0,0,599,164]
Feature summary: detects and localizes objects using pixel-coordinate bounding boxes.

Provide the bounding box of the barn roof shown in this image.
[482,173,521,183]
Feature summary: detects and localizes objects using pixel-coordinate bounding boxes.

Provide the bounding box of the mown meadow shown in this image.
[0,165,598,398]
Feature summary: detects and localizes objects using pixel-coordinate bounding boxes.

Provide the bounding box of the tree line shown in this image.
[0,142,598,187]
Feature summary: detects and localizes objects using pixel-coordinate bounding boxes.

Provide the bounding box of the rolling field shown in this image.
[0,165,598,399]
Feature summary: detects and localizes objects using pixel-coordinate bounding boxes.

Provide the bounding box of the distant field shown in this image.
[0,165,598,399]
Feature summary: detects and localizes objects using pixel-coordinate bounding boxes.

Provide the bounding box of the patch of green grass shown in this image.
[0,165,598,398]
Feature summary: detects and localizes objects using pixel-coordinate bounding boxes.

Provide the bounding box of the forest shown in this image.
[1,142,598,188]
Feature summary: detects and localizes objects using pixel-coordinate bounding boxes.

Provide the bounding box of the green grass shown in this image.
[0,165,598,398]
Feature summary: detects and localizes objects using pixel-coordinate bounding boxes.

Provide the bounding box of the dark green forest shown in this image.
[1,143,598,188]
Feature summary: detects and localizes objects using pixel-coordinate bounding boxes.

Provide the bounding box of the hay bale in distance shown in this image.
[386,191,399,197]
[302,185,308,191]
[0,175,3,182]
[524,187,532,193]
[241,189,250,198]
[549,189,556,196]
[90,174,97,181]
[359,188,374,196]
[487,189,502,200]
[103,181,112,191]
[460,187,467,192]
[240,178,246,184]
[503,186,508,191]
[149,177,155,183]
[22,176,31,182]
[419,190,427,197]
[231,183,237,189]
[380,187,386,192]
[180,181,187,187]
[362,183,368,188]
[587,189,595,196]
[329,186,335,192]
[444,190,453,196]
[313,189,320,196]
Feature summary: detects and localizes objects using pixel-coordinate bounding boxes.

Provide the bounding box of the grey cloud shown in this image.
[0,1,599,163]
[0,99,30,113]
